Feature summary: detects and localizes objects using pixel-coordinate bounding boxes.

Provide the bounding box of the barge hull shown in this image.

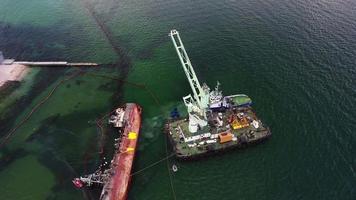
[165,106,271,160]
[167,126,271,160]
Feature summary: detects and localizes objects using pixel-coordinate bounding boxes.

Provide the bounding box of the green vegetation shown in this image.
[0,155,55,199]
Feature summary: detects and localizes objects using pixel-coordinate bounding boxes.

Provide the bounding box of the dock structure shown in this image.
[0,52,98,67]
[12,61,98,66]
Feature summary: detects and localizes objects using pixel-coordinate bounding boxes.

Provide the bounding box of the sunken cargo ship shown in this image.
[166,30,271,159]
[73,103,142,200]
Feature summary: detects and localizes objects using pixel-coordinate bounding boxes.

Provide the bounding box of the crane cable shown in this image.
[141,83,177,200]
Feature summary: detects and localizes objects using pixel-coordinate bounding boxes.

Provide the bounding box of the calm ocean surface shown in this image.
[0,0,355,199]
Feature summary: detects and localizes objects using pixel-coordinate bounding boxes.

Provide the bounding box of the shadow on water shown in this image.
[0,67,68,136]
[0,21,81,135]
[22,110,109,200]
[0,19,133,198]
[0,9,134,137]
[0,22,79,61]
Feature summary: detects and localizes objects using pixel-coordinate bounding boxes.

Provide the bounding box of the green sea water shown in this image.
[0,0,355,199]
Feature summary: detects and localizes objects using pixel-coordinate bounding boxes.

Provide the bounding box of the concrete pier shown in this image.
[12,61,98,66]
[0,51,98,87]
[0,51,98,67]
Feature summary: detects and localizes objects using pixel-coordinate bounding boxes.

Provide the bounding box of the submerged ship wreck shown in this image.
[73,103,141,200]
[166,30,271,159]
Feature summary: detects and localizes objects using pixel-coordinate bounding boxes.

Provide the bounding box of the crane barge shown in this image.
[166,30,271,159]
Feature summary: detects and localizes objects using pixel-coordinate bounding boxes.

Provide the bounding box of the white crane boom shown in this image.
[169,30,209,110]
[169,29,210,132]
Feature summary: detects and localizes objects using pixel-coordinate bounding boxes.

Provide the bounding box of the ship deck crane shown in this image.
[169,29,223,133]
[72,168,109,188]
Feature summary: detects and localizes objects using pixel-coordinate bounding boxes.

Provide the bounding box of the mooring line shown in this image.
[130,153,175,176]
[139,81,177,200]
[165,124,177,200]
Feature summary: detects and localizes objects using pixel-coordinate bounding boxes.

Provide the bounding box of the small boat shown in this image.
[172,164,178,172]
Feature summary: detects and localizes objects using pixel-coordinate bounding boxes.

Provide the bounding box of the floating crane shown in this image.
[166,30,271,159]
[169,30,223,132]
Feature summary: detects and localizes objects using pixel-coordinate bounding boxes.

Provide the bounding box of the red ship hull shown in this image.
[100,103,142,200]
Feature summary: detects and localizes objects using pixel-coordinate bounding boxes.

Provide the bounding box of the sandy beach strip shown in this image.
[0,64,30,88]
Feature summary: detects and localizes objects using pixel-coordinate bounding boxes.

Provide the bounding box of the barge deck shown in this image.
[166,106,271,159]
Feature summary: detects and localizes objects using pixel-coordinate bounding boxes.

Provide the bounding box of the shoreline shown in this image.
[0,64,30,89]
